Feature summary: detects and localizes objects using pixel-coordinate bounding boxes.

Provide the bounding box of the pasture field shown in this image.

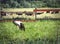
[0,20,60,44]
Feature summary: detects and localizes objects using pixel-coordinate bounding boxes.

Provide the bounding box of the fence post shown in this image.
[35,8,37,20]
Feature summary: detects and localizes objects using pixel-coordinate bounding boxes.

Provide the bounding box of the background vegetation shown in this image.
[0,0,60,9]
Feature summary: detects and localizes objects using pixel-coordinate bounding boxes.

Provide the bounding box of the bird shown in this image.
[13,20,25,31]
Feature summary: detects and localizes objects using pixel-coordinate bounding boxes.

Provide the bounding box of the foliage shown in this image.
[0,0,60,8]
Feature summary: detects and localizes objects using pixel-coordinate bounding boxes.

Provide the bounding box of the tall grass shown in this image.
[0,20,60,43]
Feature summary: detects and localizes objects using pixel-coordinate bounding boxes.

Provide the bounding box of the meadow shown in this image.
[0,20,60,44]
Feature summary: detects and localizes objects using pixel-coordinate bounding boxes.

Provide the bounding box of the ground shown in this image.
[0,20,60,41]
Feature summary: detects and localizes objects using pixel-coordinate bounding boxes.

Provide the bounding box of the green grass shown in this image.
[0,20,60,41]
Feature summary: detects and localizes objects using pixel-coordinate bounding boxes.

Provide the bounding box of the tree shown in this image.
[0,0,60,8]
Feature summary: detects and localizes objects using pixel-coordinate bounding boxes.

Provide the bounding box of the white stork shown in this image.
[13,20,25,31]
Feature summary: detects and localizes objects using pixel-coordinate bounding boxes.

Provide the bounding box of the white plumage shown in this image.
[14,21,22,26]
